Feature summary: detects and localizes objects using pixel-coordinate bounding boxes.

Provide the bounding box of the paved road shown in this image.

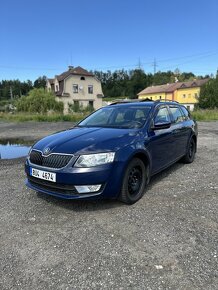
[0,122,218,290]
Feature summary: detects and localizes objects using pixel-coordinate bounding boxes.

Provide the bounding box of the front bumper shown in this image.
[25,158,124,200]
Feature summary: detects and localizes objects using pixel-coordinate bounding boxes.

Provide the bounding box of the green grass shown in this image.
[0,112,89,122]
[0,109,218,122]
[192,109,218,121]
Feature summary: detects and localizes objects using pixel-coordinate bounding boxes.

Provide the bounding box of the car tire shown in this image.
[182,137,196,164]
[119,158,148,204]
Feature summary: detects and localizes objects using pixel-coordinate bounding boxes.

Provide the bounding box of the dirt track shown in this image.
[0,121,218,290]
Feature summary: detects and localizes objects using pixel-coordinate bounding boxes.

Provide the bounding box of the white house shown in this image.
[47,66,104,113]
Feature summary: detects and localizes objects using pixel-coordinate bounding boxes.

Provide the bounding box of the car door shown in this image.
[147,105,174,174]
[168,105,190,158]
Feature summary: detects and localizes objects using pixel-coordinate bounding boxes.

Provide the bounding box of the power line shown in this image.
[0,49,217,72]
[159,52,218,71]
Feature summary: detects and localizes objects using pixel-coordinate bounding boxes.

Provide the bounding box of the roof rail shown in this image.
[154,99,179,103]
[109,101,132,105]
[109,99,179,105]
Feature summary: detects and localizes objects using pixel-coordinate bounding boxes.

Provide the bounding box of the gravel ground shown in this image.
[0,121,218,290]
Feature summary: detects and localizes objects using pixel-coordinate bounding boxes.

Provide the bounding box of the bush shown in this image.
[192,109,218,121]
[16,88,63,113]
[68,103,94,113]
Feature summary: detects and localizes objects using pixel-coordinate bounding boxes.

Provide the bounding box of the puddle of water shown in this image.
[0,139,32,159]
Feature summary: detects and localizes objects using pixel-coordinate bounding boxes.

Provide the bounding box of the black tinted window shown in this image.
[169,106,184,123]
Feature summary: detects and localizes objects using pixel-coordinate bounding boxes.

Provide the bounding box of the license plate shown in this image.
[30,167,56,182]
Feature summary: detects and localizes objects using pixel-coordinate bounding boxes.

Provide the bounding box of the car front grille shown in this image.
[29,150,73,169]
[27,175,78,196]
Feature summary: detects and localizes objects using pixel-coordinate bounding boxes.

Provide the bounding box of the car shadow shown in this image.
[36,161,185,212]
[36,192,124,212]
[147,161,184,192]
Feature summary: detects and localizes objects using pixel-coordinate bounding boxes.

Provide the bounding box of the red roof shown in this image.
[138,79,209,95]
[56,66,94,81]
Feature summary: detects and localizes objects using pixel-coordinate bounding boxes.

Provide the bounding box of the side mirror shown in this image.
[151,121,171,130]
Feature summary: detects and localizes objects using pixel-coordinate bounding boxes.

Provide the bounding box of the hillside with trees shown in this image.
[0,76,47,100]
[92,69,209,99]
[0,69,216,110]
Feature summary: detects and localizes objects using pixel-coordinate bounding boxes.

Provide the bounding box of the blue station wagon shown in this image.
[25,100,197,204]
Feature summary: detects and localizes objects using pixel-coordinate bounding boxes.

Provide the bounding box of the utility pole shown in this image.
[152,58,158,74]
[10,86,13,100]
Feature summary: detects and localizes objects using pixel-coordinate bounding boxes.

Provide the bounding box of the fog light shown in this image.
[75,184,101,193]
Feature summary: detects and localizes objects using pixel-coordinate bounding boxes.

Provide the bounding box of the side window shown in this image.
[180,106,190,121]
[154,107,170,123]
[169,106,184,123]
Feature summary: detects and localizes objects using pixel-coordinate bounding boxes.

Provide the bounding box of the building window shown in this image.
[89,101,94,108]
[159,96,162,99]
[194,93,198,99]
[73,84,78,93]
[183,94,186,98]
[88,85,93,94]
[55,85,59,92]
[80,76,85,80]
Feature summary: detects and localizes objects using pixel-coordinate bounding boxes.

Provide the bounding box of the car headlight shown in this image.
[74,152,115,167]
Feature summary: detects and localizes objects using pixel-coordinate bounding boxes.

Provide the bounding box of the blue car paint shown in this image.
[25,102,197,200]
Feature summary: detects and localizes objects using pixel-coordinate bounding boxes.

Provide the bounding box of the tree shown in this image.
[198,76,218,108]
[34,76,47,88]
[16,88,63,113]
[127,69,150,98]
[0,79,33,100]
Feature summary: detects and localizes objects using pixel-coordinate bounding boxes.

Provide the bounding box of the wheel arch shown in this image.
[126,150,152,179]
[190,134,197,152]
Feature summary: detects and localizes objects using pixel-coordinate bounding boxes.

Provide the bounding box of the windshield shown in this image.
[78,105,151,129]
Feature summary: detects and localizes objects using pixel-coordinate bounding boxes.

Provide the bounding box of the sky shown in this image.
[0,0,218,81]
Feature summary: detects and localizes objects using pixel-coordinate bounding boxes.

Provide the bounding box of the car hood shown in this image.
[32,127,140,155]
